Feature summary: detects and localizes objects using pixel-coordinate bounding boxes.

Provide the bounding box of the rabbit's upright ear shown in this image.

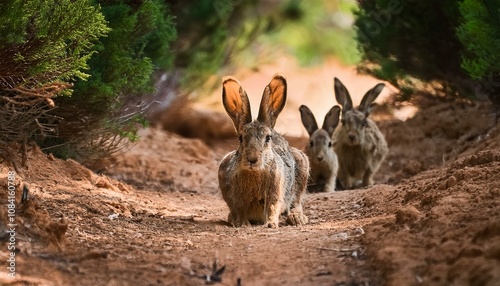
[222,76,252,132]
[334,78,353,112]
[299,105,318,136]
[359,83,385,116]
[322,105,341,137]
[257,74,287,128]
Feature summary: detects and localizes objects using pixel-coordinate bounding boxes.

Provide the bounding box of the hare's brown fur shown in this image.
[218,75,309,227]
[333,78,388,189]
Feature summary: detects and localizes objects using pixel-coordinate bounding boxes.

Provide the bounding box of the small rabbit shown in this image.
[218,74,309,228]
[332,78,388,189]
[299,105,341,192]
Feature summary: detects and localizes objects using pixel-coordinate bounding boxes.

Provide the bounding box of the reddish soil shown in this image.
[1,58,500,286]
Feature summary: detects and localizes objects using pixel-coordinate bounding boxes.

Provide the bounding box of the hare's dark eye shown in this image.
[265,135,271,143]
[362,119,367,127]
[328,141,332,148]
[309,141,314,148]
[238,135,243,143]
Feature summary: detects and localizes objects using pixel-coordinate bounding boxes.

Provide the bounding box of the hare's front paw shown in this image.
[229,218,251,227]
[265,220,279,228]
[323,185,335,193]
[286,212,308,226]
[228,213,251,227]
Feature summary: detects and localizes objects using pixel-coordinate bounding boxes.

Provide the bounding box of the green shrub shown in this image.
[354,0,500,106]
[0,0,109,89]
[354,0,469,100]
[69,0,176,117]
[457,0,500,105]
[0,0,108,166]
[41,0,176,163]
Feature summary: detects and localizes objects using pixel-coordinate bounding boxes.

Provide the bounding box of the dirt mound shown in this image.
[376,100,497,184]
[105,127,220,194]
[361,149,500,285]
[0,147,138,284]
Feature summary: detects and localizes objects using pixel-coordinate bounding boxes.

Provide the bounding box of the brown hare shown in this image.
[218,74,309,228]
[333,78,388,189]
[299,105,341,192]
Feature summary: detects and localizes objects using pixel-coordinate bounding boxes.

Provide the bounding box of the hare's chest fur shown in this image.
[235,162,286,201]
[335,144,367,177]
[219,151,287,205]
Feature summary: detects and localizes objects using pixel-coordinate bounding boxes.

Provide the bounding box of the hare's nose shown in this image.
[348,134,356,141]
[317,156,324,162]
[247,156,258,164]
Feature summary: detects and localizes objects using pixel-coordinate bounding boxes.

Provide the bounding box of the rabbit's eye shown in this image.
[265,135,271,143]
[362,119,367,127]
[328,142,332,148]
[238,135,243,143]
[309,141,314,148]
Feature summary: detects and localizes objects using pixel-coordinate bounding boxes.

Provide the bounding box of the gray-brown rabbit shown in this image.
[299,105,341,192]
[333,78,388,189]
[218,74,309,228]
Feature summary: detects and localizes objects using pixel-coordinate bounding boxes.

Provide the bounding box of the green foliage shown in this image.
[71,0,176,113]
[39,0,177,164]
[0,0,109,89]
[457,0,500,80]
[0,0,28,44]
[457,0,500,106]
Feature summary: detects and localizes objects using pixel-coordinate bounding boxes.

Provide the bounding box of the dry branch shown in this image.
[0,82,71,169]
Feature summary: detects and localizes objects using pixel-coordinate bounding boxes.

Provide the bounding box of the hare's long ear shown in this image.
[222,76,252,132]
[322,105,341,137]
[358,83,385,116]
[299,105,318,136]
[334,78,353,112]
[257,74,287,128]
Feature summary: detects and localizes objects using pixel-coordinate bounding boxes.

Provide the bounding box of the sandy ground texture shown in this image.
[1,57,500,285]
